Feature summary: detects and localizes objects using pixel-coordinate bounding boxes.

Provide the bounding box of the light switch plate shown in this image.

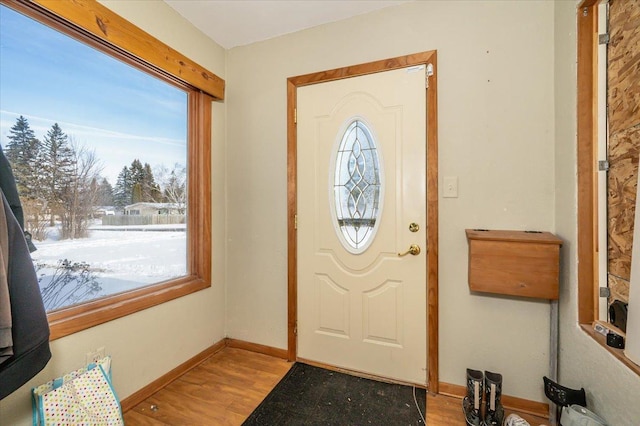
[443,176,458,198]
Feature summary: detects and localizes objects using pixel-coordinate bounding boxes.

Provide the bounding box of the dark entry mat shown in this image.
[242,362,426,425]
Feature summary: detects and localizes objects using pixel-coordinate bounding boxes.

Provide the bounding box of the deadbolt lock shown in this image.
[409,223,420,233]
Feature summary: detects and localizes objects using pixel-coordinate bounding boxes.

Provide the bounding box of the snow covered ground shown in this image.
[32,223,186,311]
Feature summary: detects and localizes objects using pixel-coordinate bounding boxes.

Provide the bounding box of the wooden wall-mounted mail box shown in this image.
[465,229,562,300]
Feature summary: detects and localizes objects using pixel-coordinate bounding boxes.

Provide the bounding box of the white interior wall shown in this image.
[0,2,227,424]
[225,0,555,402]
[553,1,640,424]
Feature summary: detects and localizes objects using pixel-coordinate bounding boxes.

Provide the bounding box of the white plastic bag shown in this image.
[561,405,607,426]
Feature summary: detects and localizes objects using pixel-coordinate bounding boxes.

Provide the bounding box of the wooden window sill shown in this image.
[580,323,640,377]
[48,277,210,340]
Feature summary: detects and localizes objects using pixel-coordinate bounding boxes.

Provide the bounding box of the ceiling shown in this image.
[164,0,411,49]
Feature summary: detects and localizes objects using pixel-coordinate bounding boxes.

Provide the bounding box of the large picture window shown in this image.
[0,0,221,339]
[2,4,188,311]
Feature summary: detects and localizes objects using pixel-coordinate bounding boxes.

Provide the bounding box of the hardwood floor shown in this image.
[123,347,291,425]
[124,347,549,425]
[425,392,549,425]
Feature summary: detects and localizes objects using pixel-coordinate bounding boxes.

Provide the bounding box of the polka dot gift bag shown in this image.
[31,356,123,426]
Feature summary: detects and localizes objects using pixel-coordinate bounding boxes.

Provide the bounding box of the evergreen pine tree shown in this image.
[5,116,41,198]
[39,123,75,225]
[127,159,161,203]
[128,159,145,203]
[131,183,143,204]
[113,166,132,208]
[142,162,161,202]
[129,159,144,184]
[96,178,115,206]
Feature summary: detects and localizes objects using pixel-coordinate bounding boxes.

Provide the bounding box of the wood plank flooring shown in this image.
[124,347,549,425]
[124,347,291,425]
[425,392,549,425]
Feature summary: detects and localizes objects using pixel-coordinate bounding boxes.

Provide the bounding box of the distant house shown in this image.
[94,206,116,217]
[124,202,184,216]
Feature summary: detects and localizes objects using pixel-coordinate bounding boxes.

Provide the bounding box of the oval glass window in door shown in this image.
[333,119,382,253]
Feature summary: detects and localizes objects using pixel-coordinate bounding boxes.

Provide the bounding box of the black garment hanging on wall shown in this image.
[0,153,51,399]
[0,190,51,399]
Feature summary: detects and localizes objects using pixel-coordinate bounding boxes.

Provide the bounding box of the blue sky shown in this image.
[0,4,187,184]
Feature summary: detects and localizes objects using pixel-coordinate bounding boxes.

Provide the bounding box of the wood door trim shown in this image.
[287,51,439,392]
[426,53,439,393]
[576,1,598,325]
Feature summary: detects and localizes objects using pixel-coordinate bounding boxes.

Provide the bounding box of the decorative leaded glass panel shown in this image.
[333,119,381,252]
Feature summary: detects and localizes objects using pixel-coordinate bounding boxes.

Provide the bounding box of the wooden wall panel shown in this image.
[608,0,640,133]
[609,274,631,304]
[608,126,640,282]
[607,0,640,307]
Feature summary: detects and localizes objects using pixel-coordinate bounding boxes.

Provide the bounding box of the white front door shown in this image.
[297,67,427,384]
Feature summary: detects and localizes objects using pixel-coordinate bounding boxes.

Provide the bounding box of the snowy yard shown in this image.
[32,223,186,311]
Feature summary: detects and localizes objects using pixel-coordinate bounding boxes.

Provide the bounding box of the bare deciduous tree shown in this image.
[60,142,102,239]
[154,163,187,213]
[22,198,49,241]
[37,259,102,311]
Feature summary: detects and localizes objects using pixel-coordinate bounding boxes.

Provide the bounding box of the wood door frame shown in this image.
[287,50,439,392]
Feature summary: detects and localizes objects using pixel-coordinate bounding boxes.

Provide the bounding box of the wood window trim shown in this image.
[580,324,640,376]
[286,51,439,392]
[577,1,598,326]
[1,0,217,340]
[30,0,224,100]
[576,0,640,377]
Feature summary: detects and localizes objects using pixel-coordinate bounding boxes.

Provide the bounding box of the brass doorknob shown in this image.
[398,244,421,257]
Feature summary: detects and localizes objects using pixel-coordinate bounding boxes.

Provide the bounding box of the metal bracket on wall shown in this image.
[425,63,434,88]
